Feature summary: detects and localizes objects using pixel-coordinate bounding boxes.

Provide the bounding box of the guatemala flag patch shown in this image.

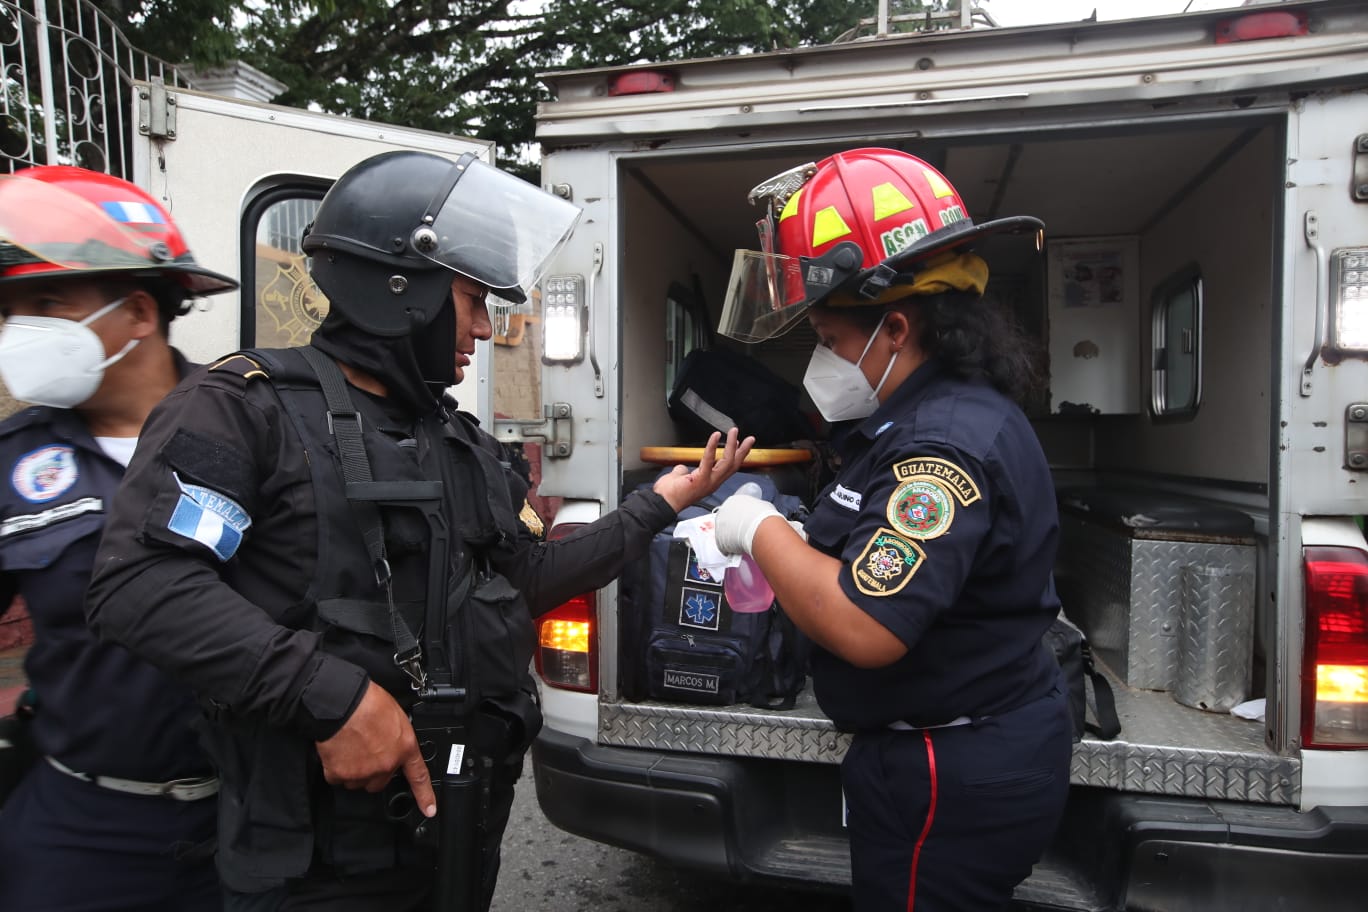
[167,472,251,562]
[100,200,166,226]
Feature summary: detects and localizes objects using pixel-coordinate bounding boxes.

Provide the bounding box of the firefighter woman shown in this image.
[86,150,752,911]
[713,148,1072,911]
[0,166,237,910]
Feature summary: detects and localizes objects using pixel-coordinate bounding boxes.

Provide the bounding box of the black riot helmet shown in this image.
[302,150,581,338]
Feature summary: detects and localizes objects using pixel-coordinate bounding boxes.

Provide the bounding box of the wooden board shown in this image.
[640,446,812,467]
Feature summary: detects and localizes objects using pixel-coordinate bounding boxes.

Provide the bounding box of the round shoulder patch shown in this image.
[12,444,79,503]
[887,477,954,540]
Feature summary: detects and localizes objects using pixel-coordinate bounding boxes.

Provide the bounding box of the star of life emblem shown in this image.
[679,587,721,630]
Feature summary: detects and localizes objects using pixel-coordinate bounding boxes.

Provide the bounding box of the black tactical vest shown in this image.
[208,347,538,890]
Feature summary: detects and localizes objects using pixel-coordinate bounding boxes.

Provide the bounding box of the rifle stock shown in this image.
[407,688,486,912]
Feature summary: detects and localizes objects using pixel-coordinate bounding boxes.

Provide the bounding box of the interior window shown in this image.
[243,187,329,348]
[1151,267,1202,418]
[664,280,709,402]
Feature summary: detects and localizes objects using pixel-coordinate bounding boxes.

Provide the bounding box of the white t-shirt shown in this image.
[95,435,138,468]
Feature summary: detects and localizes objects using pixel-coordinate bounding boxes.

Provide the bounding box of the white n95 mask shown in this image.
[802,313,898,423]
[0,297,138,408]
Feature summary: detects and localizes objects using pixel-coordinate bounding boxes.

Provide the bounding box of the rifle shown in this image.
[408,685,484,912]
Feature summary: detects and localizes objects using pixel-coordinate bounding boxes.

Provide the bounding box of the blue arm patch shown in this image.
[166,473,252,562]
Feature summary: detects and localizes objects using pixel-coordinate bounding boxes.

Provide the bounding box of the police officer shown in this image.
[712,148,1072,911]
[0,166,235,910]
[85,150,752,911]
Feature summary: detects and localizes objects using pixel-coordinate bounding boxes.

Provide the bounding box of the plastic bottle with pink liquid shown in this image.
[723,482,776,614]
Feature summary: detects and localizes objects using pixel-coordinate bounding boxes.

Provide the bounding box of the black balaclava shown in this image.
[411,290,458,388]
[310,288,457,418]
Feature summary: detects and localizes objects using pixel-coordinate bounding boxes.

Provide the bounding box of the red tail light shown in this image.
[607,70,675,96]
[1302,546,1368,749]
[535,522,598,693]
[1214,11,1309,44]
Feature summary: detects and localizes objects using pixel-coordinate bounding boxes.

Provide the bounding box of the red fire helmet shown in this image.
[0,165,237,296]
[719,148,1042,342]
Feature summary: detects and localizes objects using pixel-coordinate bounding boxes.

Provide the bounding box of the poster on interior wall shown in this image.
[1046,236,1141,415]
[1058,248,1127,308]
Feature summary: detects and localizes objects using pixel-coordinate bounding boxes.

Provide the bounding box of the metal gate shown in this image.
[0,0,191,177]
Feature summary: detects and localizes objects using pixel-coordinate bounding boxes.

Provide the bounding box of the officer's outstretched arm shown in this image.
[495,429,754,615]
[650,429,755,513]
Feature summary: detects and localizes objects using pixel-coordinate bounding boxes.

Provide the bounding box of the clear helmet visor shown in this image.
[719,249,810,343]
[0,176,176,273]
[415,157,582,305]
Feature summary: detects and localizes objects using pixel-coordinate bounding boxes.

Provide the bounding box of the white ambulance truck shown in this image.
[516,2,1368,908]
[7,2,1367,908]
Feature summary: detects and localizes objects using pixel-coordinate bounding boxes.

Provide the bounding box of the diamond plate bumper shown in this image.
[599,676,1300,805]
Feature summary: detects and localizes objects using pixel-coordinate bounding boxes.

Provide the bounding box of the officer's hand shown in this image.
[315,680,437,818]
[714,492,782,556]
[653,428,756,513]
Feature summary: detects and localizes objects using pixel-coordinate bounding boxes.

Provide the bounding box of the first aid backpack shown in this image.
[620,471,810,710]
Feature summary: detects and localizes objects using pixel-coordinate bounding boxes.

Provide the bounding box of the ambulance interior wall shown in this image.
[618,169,732,474]
[1040,124,1279,682]
[1088,125,1278,490]
[615,120,1279,503]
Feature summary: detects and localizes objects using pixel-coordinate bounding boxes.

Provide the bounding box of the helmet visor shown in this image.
[0,176,176,273]
[418,158,582,305]
[719,249,810,343]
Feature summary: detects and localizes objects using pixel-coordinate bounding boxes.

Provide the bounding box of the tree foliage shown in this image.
[95,1,897,173]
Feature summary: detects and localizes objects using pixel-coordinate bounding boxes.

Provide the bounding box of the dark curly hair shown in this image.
[820,290,1046,407]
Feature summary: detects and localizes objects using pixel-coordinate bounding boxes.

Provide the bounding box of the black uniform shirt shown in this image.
[803,360,1061,732]
[86,357,678,740]
[0,353,212,780]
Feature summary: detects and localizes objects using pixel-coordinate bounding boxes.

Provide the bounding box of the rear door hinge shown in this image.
[492,403,573,458]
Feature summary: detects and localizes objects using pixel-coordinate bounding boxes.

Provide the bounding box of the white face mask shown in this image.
[0,297,138,408]
[802,313,899,423]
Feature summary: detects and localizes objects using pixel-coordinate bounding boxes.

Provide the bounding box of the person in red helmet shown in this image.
[0,166,236,910]
[714,148,1073,911]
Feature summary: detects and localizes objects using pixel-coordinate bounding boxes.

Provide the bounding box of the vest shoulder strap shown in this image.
[208,347,317,386]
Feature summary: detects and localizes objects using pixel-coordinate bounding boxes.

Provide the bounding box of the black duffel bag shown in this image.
[668,348,812,446]
[1043,613,1120,742]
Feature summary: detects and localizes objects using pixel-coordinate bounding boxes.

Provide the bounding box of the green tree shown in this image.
[97,1,905,172]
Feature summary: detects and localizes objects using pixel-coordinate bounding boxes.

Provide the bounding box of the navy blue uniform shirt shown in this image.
[0,354,211,781]
[803,359,1060,731]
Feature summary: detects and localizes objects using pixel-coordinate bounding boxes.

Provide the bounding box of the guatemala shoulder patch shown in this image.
[167,472,251,562]
[852,527,925,597]
[890,456,981,506]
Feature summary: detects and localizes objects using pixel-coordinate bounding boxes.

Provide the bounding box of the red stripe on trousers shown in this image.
[906,730,938,912]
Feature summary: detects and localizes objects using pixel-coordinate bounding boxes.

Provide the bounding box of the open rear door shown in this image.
[1274,86,1368,767]
[128,83,495,421]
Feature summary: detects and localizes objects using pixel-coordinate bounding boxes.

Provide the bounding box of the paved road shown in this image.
[491,759,853,912]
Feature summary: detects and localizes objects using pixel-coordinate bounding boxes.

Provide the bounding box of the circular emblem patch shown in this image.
[887,478,953,540]
[12,445,79,503]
